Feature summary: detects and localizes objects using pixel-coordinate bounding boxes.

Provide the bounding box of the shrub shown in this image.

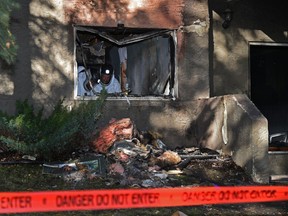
[0,91,107,161]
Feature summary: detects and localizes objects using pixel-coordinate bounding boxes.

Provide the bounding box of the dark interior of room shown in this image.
[250,44,288,143]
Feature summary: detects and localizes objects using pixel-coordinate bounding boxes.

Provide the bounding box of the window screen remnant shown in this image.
[74,25,177,98]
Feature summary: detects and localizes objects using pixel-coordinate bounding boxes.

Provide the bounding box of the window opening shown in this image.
[74,25,177,99]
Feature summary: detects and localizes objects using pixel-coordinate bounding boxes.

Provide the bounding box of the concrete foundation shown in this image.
[191,94,269,183]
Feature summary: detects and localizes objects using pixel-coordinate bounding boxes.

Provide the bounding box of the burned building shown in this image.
[2,0,288,183]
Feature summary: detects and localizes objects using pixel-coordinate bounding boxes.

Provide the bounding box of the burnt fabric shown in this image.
[92,118,134,153]
[127,36,171,95]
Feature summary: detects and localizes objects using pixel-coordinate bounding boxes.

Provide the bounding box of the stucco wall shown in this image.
[1,0,74,114]
[210,0,288,97]
[180,0,210,100]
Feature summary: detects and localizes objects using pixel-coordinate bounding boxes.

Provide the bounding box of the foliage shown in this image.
[0,0,20,65]
[0,92,107,161]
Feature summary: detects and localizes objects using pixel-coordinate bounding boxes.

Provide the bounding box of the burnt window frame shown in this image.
[73,25,178,101]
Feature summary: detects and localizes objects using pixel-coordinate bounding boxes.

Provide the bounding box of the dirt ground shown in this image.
[0,150,287,216]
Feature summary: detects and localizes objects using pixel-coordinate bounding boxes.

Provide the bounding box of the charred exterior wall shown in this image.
[64,0,210,147]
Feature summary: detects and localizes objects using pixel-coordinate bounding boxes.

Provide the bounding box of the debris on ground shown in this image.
[91,118,135,154]
[39,118,254,187]
[0,118,287,216]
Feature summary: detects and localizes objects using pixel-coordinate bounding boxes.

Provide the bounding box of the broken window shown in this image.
[74,25,177,99]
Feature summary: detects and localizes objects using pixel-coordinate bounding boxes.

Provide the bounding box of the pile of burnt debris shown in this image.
[43,118,254,187]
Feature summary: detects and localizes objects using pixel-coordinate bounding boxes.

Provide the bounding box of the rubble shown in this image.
[152,150,182,168]
[91,118,135,153]
[42,118,254,187]
[42,154,106,181]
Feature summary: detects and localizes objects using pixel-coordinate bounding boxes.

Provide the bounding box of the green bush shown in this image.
[0,92,107,161]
